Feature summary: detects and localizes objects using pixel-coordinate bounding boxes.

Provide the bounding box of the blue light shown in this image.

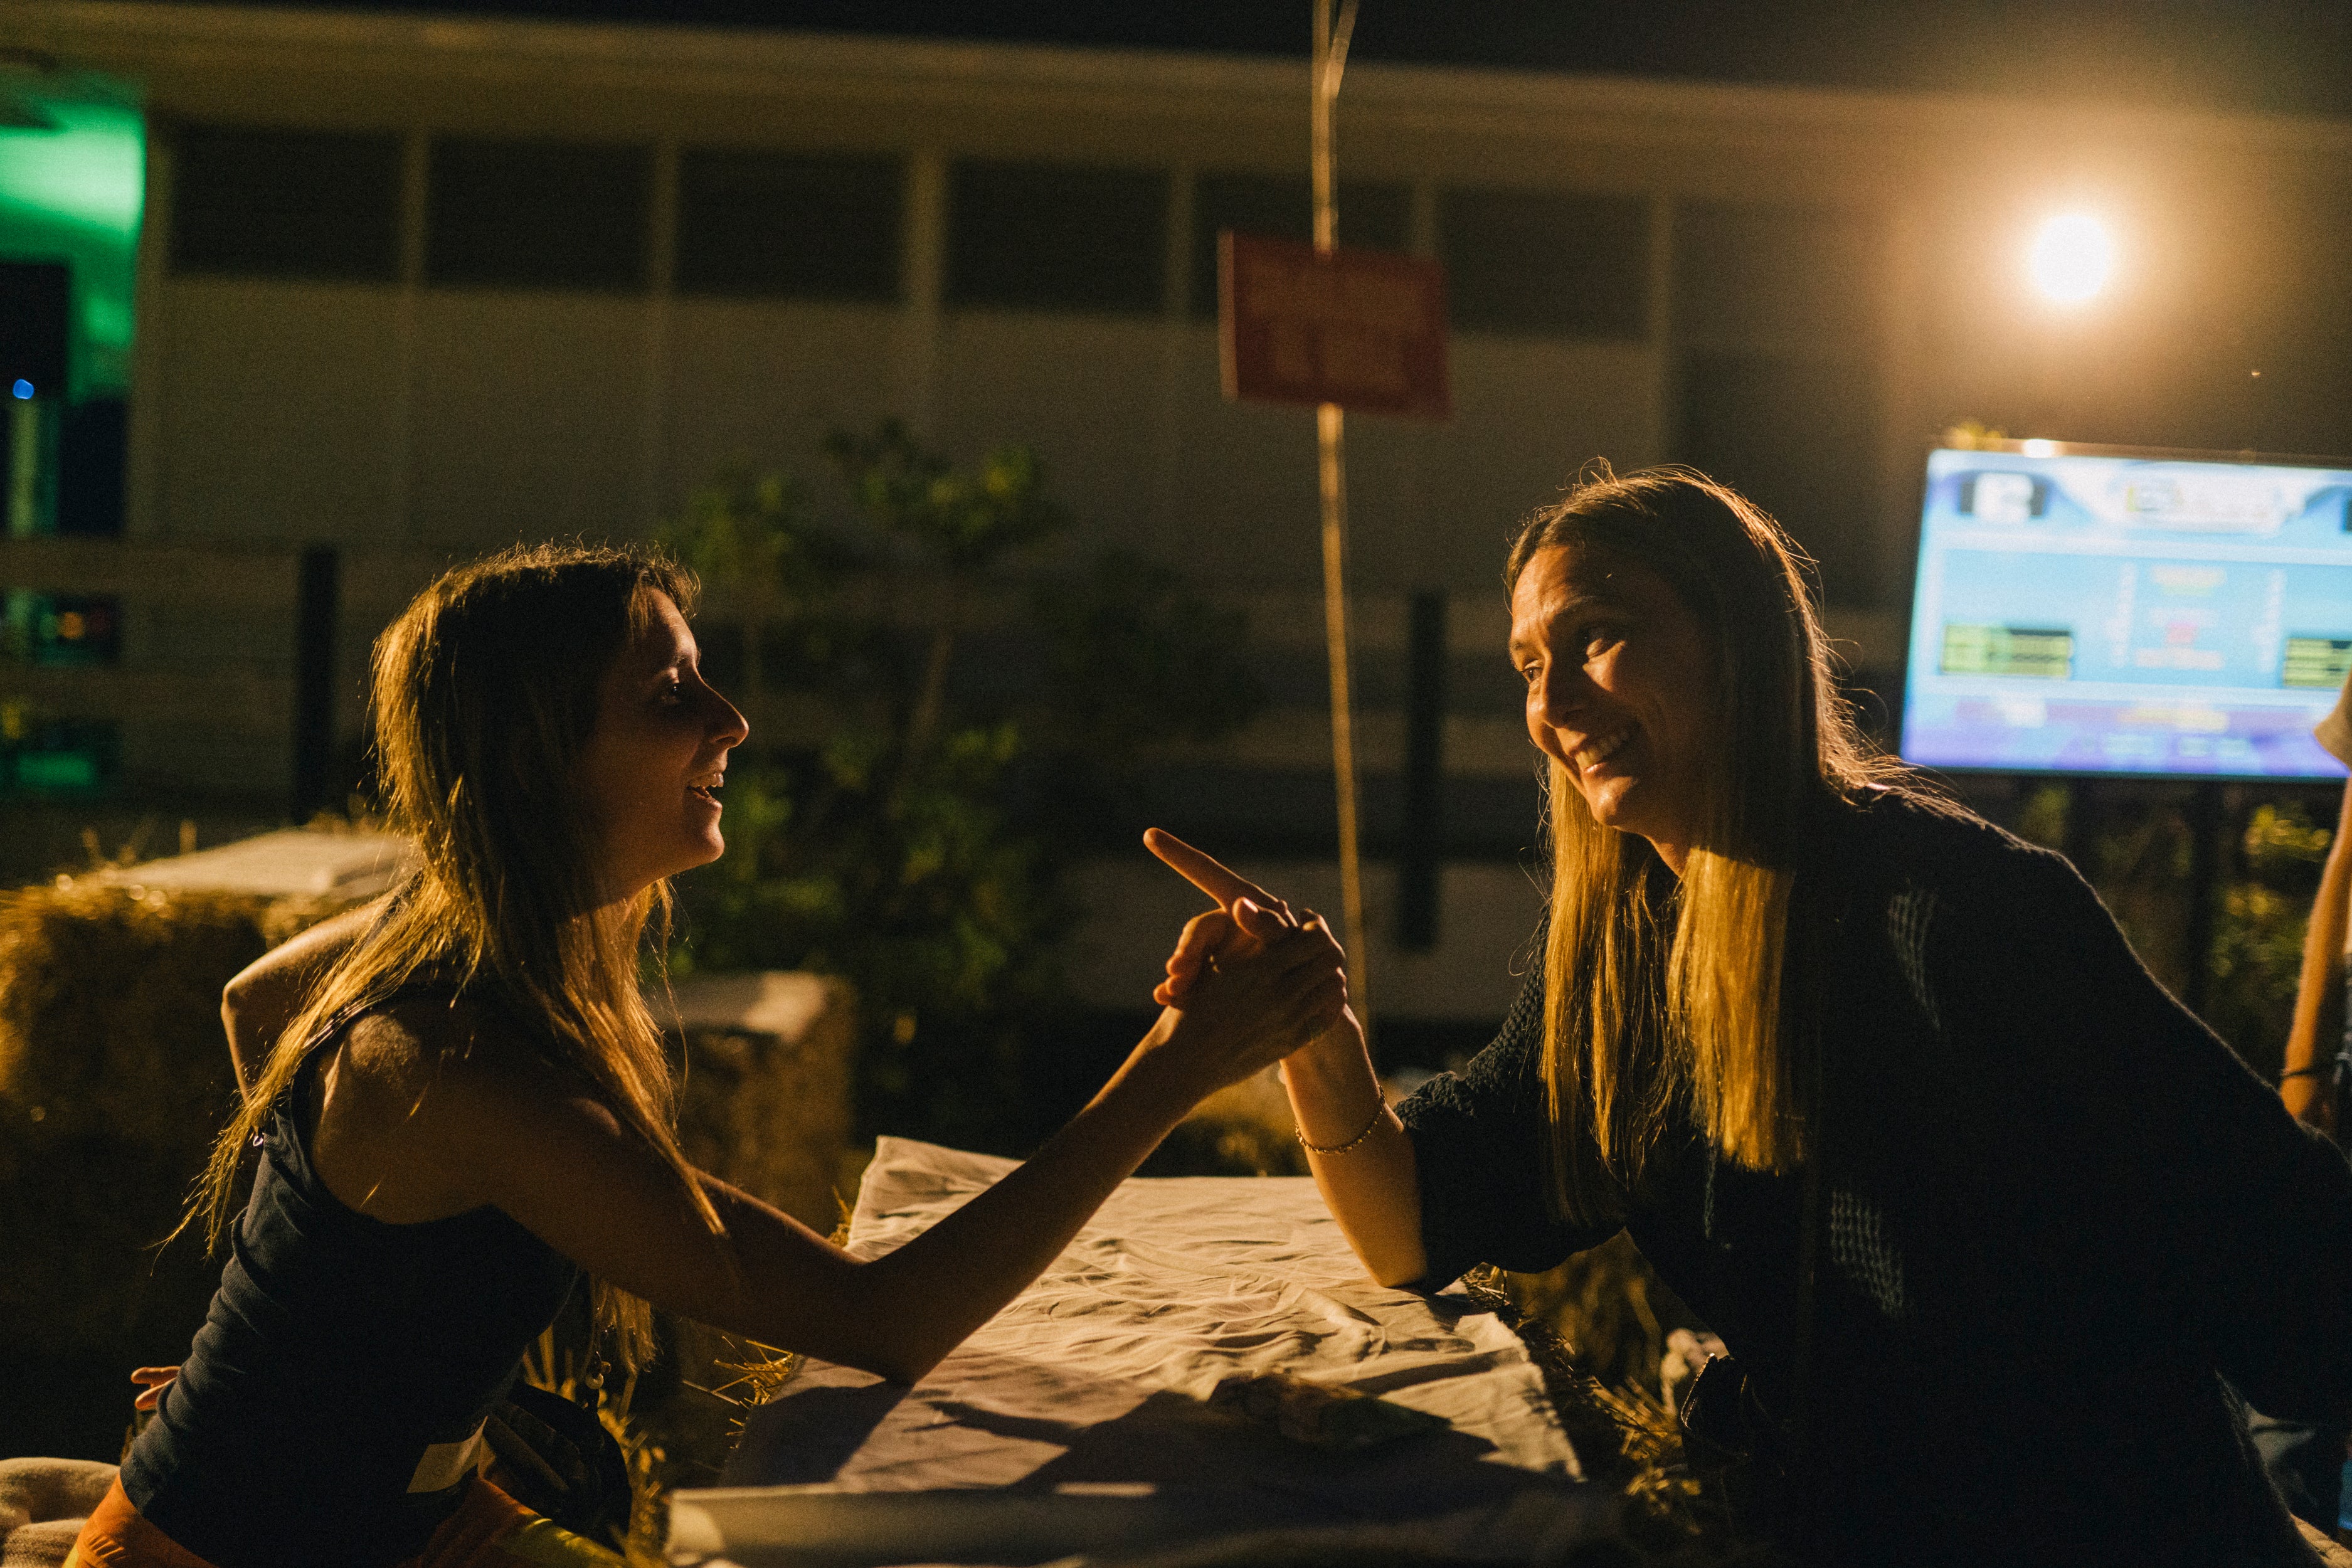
[8,379,30,400]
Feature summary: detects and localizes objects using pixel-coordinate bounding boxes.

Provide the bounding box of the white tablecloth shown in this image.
[669,1137,1606,1567]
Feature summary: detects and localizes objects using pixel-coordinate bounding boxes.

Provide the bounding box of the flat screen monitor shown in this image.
[1899,444,2352,778]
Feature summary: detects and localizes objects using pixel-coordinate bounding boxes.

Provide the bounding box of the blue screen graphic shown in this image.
[1900,447,2352,778]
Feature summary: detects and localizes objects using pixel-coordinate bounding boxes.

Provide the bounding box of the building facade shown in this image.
[5,3,2351,1025]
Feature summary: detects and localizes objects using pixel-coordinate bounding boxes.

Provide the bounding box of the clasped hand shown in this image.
[1141,828,1363,1068]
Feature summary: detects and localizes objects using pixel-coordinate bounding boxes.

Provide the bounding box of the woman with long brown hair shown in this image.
[1151,467,2352,1565]
[78,543,1345,1568]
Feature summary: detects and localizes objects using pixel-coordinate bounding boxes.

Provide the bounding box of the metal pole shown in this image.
[1313,0,1370,1041]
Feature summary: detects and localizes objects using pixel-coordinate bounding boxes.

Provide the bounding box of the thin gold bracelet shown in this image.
[1298,1098,1386,1155]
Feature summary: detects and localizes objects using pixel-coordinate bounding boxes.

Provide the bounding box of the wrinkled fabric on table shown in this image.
[674,1137,1605,1567]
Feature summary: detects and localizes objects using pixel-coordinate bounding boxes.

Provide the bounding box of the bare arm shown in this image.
[1279,1028,1428,1287]
[222,901,381,1093]
[1144,829,1430,1287]
[308,924,1345,1385]
[2282,783,2352,1131]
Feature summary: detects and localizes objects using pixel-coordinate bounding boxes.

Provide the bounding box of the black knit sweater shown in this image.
[1397,792,2352,1567]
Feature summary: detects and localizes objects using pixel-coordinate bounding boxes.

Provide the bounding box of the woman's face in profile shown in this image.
[576,590,750,898]
[1510,543,1716,866]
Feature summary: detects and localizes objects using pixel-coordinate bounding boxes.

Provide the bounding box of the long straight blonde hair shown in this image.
[1507,469,1909,1224]
[189,543,722,1368]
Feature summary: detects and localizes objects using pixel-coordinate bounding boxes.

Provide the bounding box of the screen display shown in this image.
[1900,446,2352,778]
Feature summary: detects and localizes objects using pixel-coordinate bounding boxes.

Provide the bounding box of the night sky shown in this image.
[119,0,2352,119]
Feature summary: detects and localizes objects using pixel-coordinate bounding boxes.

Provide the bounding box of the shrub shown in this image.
[664,423,1266,1151]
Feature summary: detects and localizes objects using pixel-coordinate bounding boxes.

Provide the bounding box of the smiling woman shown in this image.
[1506,541,1717,873]
[71,543,1351,1568]
[575,588,747,899]
[1152,467,2352,1566]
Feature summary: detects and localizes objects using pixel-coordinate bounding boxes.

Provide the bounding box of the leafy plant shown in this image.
[2205,799,2332,1078]
[662,421,1266,1150]
[1971,778,2338,1079]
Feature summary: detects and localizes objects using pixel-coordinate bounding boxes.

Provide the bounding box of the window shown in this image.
[1674,203,1880,349]
[677,151,903,300]
[426,139,650,290]
[0,262,68,393]
[1677,352,1879,602]
[60,399,126,538]
[946,162,1167,314]
[1189,173,1410,315]
[1439,188,1648,337]
[171,126,401,281]
[1,716,117,797]
[2,590,122,667]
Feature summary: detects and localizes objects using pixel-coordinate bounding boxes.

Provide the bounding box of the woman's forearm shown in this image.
[781,924,1349,1381]
[830,1042,1199,1380]
[590,1030,1207,1386]
[1282,1025,1428,1287]
[2283,786,2352,1129]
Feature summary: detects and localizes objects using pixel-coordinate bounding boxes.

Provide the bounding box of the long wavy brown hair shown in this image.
[1507,467,1914,1224]
[188,543,723,1367]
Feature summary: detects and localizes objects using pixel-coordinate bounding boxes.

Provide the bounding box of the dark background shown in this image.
[109,0,2352,118]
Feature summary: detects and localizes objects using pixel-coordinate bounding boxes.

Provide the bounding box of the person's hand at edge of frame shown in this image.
[130,1365,178,1412]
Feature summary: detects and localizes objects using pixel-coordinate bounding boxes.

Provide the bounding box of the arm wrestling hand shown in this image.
[1133,916,1347,1102]
[1143,827,1308,1004]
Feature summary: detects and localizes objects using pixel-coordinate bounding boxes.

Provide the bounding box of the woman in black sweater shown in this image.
[1150,467,2352,1565]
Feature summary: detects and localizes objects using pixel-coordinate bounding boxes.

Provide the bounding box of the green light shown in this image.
[16,749,101,792]
[0,73,144,401]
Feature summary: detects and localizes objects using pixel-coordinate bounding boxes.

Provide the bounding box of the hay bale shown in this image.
[0,879,345,1333]
[669,972,857,1231]
[0,879,338,1162]
[0,876,349,1458]
[1,870,855,1469]
[93,827,411,903]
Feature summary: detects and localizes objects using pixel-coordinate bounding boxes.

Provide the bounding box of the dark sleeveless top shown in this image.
[122,997,581,1568]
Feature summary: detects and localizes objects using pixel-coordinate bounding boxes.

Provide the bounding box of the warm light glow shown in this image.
[2028,213,2114,305]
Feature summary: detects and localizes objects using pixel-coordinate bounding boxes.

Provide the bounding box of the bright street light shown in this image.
[2028,213,2114,305]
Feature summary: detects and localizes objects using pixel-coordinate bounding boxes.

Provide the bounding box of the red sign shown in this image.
[1219,233,1450,421]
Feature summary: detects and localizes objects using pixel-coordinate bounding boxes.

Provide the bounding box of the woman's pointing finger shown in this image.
[1143,827,1276,913]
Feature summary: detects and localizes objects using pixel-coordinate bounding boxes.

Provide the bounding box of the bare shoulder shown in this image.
[314,994,588,1221]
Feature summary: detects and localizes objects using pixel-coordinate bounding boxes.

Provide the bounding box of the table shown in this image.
[667,1138,1610,1567]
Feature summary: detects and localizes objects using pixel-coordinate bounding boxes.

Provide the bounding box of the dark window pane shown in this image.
[946,162,1167,314]
[2,590,123,666]
[1677,351,1879,602]
[677,151,902,300]
[1675,203,1880,349]
[1440,188,1648,337]
[5,716,118,795]
[426,139,650,290]
[1189,173,1409,316]
[0,261,68,392]
[171,125,400,282]
[60,398,126,538]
